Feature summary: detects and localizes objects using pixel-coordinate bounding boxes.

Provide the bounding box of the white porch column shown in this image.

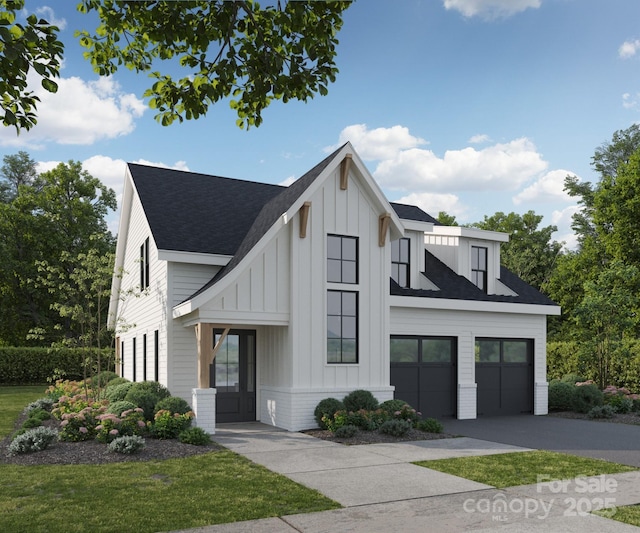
[457,383,477,419]
[534,381,549,415]
[192,388,217,434]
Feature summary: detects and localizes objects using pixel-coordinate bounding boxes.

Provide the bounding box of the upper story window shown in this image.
[327,234,358,284]
[327,290,358,363]
[391,238,410,288]
[471,245,487,293]
[140,237,150,289]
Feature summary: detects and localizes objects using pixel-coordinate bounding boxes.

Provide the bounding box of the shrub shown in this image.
[343,389,379,412]
[417,418,444,433]
[379,399,408,415]
[603,385,635,413]
[108,435,146,454]
[334,424,358,438]
[21,417,43,429]
[588,405,616,419]
[107,400,138,416]
[379,419,411,437]
[24,397,54,414]
[570,383,604,413]
[314,398,345,429]
[179,427,212,446]
[58,408,102,442]
[8,427,58,455]
[105,382,133,402]
[26,407,51,422]
[124,381,171,420]
[95,409,147,443]
[154,396,192,415]
[390,404,421,426]
[322,410,348,432]
[151,409,194,439]
[345,409,388,431]
[548,380,575,411]
[105,377,129,388]
[93,371,119,388]
[561,373,586,385]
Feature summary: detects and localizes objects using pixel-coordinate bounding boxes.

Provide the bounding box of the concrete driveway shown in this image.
[444,415,640,467]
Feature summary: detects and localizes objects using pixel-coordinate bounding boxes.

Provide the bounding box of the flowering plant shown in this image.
[95,408,146,443]
[150,409,194,439]
[58,407,102,442]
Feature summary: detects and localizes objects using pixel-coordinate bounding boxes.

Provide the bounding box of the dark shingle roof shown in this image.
[129,164,285,256]
[390,251,558,306]
[390,202,440,224]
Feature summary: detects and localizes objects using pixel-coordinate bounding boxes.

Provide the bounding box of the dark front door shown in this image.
[210,330,256,423]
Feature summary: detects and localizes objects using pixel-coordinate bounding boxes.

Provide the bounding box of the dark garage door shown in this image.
[475,338,533,416]
[390,336,457,419]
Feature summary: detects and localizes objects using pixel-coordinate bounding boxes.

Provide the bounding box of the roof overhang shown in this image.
[157,250,232,266]
[427,225,510,242]
[390,295,561,316]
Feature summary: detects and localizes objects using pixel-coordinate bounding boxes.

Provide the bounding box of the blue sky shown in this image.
[2,0,640,248]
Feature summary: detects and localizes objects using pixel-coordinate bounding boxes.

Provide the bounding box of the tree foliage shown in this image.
[471,210,562,292]
[0,0,63,131]
[2,1,350,132]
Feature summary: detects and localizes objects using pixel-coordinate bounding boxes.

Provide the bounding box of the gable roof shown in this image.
[128,163,284,256]
[390,202,440,225]
[390,250,557,306]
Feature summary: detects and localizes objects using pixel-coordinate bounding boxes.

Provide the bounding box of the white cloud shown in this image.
[325,124,427,161]
[622,92,640,110]
[395,192,469,220]
[279,175,296,186]
[374,137,548,192]
[551,205,580,250]
[469,133,490,144]
[619,39,640,59]
[0,75,145,148]
[443,0,541,19]
[512,169,576,205]
[34,6,66,29]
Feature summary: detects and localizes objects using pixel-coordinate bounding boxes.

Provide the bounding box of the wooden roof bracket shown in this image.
[379,213,391,247]
[340,153,352,190]
[299,201,311,238]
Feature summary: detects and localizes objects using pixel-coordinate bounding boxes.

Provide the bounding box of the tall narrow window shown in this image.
[154,330,159,381]
[132,338,137,382]
[140,237,150,289]
[471,246,488,293]
[120,340,124,377]
[327,290,358,363]
[391,238,410,288]
[142,334,147,381]
[327,235,358,284]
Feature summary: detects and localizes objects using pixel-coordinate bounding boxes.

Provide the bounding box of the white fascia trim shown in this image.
[157,250,232,266]
[428,225,509,242]
[180,312,289,328]
[390,295,561,316]
[401,219,435,233]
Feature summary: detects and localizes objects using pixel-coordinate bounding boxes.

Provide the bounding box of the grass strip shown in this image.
[596,503,640,527]
[0,450,340,533]
[415,450,637,488]
[0,385,48,437]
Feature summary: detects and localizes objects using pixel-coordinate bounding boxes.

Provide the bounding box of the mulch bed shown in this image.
[547,410,640,425]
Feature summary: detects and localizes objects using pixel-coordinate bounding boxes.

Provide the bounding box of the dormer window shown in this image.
[391,238,410,288]
[471,246,487,293]
[327,234,358,284]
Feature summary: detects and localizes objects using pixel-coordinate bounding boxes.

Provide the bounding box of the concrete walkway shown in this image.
[171,422,640,532]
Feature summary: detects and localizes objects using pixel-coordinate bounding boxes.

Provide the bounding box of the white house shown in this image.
[108,143,560,432]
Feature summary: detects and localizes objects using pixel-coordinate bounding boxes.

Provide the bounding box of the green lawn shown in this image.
[416,450,637,488]
[0,385,340,532]
[598,504,640,526]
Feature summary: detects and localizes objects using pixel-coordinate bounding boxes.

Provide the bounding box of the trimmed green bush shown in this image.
[21,417,43,429]
[561,373,586,385]
[334,424,358,438]
[0,346,114,384]
[548,380,575,411]
[93,371,119,388]
[379,399,408,415]
[178,427,211,446]
[417,418,443,433]
[379,419,411,437]
[105,377,129,388]
[108,435,146,454]
[105,382,133,402]
[124,390,158,421]
[588,405,616,419]
[314,398,345,429]
[570,384,604,413]
[107,400,138,416]
[24,398,54,414]
[154,396,192,415]
[343,389,378,412]
[25,407,51,422]
[345,409,388,431]
[151,410,193,439]
[8,426,58,455]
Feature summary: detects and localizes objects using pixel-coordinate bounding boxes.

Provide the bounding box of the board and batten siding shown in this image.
[390,305,548,418]
[117,191,169,385]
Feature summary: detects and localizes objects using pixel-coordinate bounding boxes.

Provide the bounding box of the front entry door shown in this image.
[210,330,256,423]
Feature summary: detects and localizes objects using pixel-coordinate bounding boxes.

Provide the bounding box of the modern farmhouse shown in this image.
[108,143,560,432]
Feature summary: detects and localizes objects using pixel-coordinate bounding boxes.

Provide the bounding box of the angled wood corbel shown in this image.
[299,201,311,238]
[379,213,391,247]
[340,153,352,190]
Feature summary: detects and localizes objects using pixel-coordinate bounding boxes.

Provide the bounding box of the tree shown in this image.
[471,211,562,292]
[2,1,350,131]
[0,150,38,202]
[0,0,63,131]
[436,211,457,226]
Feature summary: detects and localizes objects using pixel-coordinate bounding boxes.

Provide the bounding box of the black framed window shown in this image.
[327,290,358,363]
[327,235,358,284]
[120,340,124,377]
[132,338,137,382]
[391,238,410,288]
[475,338,531,363]
[142,334,147,381]
[390,336,455,363]
[140,237,150,289]
[471,246,488,293]
[154,330,159,381]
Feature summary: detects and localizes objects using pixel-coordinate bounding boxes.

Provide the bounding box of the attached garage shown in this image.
[390,336,457,419]
[475,338,533,416]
